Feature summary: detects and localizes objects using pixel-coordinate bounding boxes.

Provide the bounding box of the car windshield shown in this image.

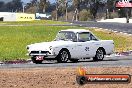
[55,31,77,41]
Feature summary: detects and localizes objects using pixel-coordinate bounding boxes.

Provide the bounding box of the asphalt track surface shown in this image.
[0,55,132,68]
[73,21,132,34]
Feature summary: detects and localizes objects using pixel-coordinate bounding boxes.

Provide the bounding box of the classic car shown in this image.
[26,29,114,64]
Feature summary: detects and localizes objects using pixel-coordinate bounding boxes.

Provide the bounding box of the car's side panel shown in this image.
[53,40,114,59]
[52,43,77,58]
[70,43,84,58]
[100,40,114,55]
[53,42,87,59]
[68,41,100,58]
[64,43,84,59]
[86,41,101,57]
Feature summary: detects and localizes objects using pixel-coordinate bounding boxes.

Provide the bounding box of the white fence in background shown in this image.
[98,18,132,23]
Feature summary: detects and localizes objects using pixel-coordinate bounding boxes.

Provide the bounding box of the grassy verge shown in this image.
[0,24,131,61]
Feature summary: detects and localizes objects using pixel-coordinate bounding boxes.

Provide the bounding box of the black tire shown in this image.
[57,49,70,63]
[93,48,104,61]
[70,59,79,63]
[31,56,43,64]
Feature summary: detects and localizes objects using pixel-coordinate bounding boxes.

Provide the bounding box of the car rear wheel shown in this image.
[31,56,43,64]
[93,48,104,61]
[57,50,70,63]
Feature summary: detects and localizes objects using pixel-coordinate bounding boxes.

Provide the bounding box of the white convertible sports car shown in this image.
[27,29,114,64]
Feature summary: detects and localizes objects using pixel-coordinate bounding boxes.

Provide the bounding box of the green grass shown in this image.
[0,24,131,61]
[0,20,69,25]
[0,26,76,60]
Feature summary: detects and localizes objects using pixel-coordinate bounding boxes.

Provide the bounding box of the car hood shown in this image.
[27,40,73,51]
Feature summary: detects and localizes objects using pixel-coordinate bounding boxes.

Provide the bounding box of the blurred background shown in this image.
[0,0,131,22]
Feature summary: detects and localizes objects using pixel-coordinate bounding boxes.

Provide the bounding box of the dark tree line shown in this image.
[0,0,131,22]
[0,0,23,12]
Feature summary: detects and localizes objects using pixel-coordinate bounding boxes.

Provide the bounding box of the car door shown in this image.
[76,32,100,58]
[71,32,86,58]
[85,33,101,57]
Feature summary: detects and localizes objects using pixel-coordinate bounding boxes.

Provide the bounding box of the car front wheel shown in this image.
[57,49,70,63]
[93,48,104,61]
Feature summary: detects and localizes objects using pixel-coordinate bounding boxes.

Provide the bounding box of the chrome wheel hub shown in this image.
[97,49,104,60]
[60,51,69,62]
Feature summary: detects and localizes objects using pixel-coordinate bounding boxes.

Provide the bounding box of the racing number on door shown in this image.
[85,47,89,51]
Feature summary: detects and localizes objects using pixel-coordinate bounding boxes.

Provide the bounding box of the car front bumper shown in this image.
[27,51,57,59]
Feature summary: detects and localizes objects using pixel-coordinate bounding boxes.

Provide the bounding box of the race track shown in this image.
[73,21,132,34]
[1,55,132,68]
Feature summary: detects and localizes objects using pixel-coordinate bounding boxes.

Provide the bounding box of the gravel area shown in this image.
[0,67,132,88]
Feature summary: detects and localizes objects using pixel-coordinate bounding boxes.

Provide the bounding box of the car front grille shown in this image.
[30,51,49,54]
